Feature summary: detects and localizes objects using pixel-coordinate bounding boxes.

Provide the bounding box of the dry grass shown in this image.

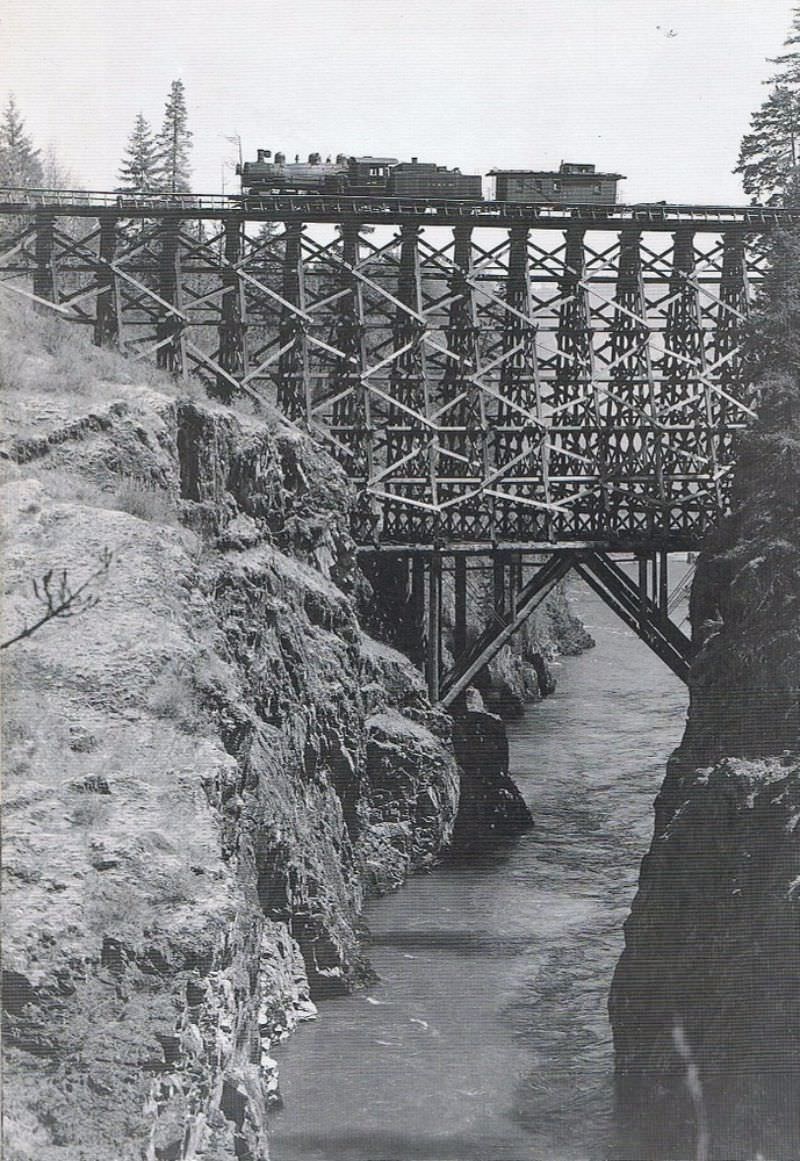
[111,476,179,525]
[0,293,178,399]
[0,292,272,421]
[34,466,109,507]
[146,657,204,731]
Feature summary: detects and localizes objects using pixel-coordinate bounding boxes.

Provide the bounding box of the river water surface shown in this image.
[271,574,689,1161]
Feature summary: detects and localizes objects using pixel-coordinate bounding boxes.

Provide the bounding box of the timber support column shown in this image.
[216,213,247,400]
[495,224,535,541]
[33,211,56,303]
[606,227,650,534]
[715,229,748,472]
[441,225,481,539]
[493,552,507,621]
[385,224,430,544]
[410,555,426,669]
[277,222,308,421]
[555,225,592,536]
[454,555,468,661]
[331,219,368,466]
[638,553,649,630]
[156,212,184,373]
[427,551,442,702]
[659,550,669,616]
[94,212,120,349]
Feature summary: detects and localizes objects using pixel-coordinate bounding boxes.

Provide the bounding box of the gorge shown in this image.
[1,251,798,1161]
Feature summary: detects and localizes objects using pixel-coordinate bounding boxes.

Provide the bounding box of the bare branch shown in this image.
[1,548,114,651]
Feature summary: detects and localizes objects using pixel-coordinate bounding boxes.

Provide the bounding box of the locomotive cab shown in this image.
[347,157,399,193]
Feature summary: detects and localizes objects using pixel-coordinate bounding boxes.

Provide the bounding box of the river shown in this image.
[270,572,689,1161]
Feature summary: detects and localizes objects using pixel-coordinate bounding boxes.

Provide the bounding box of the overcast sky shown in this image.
[1,1,793,202]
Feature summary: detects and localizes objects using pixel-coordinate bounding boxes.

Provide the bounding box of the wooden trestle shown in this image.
[0,190,771,698]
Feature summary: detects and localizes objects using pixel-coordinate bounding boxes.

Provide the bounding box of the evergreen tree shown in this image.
[0,94,44,188]
[117,113,159,193]
[735,8,800,205]
[155,80,192,193]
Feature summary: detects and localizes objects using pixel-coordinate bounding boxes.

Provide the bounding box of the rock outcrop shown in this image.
[481,584,593,718]
[609,247,800,1161]
[450,690,533,852]
[0,306,460,1160]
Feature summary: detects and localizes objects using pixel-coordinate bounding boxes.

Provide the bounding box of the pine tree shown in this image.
[155,80,192,193]
[117,113,159,193]
[735,8,800,205]
[0,94,44,188]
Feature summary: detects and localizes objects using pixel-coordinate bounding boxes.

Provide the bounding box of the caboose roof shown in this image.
[489,169,626,180]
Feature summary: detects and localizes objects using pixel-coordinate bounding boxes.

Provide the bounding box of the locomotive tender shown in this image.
[237,152,623,205]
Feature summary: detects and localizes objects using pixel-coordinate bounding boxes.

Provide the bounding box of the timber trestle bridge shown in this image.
[0,188,781,702]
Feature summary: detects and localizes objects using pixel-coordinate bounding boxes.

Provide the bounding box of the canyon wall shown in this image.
[610,240,800,1161]
[0,307,462,1159]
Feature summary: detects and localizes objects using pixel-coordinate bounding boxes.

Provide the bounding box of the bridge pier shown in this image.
[331,219,370,471]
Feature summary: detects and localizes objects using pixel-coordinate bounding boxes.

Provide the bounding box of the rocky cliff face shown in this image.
[610,262,800,1160]
[0,306,460,1160]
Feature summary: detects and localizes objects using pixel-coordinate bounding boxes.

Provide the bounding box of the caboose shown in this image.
[490,161,624,204]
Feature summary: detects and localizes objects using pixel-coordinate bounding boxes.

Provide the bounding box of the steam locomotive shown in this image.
[237,152,624,205]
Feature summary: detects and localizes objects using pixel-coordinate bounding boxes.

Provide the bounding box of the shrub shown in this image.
[112,476,178,525]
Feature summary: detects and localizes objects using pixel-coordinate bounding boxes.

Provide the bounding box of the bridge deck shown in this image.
[0,186,793,230]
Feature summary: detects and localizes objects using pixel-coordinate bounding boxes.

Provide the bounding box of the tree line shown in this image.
[0,79,193,195]
[736,6,800,205]
[117,80,192,194]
